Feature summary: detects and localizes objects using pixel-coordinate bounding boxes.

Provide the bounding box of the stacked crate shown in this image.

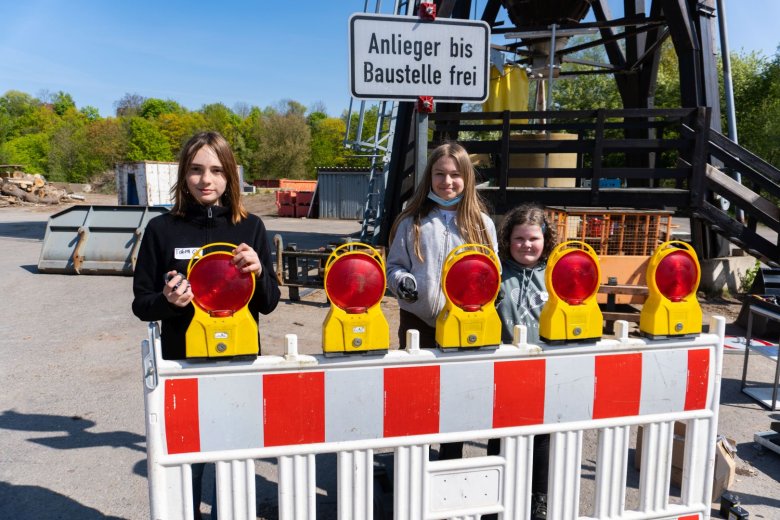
[275,191,296,217]
[294,191,314,217]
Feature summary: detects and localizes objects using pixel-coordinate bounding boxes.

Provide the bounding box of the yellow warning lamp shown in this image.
[322,242,389,355]
[184,242,258,358]
[640,241,702,338]
[435,244,501,349]
[539,241,603,343]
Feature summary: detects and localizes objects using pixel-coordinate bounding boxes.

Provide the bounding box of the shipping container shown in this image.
[317,168,372,220]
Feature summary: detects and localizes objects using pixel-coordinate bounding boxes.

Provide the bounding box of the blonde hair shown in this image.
[389,142,492,260]
[170,131,248,224]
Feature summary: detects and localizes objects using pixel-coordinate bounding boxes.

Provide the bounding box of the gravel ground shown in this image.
[0,193,778,519]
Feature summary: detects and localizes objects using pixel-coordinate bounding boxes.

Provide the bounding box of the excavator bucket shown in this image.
[37,205,168,275]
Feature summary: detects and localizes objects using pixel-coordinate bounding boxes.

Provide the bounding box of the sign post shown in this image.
[349,14,490,102]
[349,13,490,188]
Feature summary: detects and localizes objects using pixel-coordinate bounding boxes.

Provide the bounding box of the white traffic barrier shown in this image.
[142,318,725,520]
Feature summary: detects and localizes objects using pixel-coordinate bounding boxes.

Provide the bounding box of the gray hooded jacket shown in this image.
[386,208,497,327]
[496,257,548,345]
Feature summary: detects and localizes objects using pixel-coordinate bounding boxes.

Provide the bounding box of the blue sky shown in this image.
[1,0,778,118]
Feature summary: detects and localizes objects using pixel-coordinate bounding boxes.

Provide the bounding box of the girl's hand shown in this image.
[164,270,193,307]
[232,243,263,277]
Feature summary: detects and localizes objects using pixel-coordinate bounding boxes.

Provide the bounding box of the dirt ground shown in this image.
[1,191,778,519]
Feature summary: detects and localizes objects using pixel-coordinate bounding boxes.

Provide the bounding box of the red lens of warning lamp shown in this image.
[189,252,254,317]
[325,254,385,314]
[550,250,599,305]
[444,254,500,311]
[655,250,699,302]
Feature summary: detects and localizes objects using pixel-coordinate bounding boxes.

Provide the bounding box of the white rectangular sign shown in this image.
[349,13,490,103]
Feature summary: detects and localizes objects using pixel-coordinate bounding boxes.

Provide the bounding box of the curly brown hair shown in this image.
[497,203,557,262]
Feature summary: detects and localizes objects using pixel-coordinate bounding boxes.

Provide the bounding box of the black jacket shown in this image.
[132,204,280,359]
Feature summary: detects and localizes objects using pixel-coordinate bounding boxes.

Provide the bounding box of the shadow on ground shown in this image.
[0,221,46,240]
[0,410,145,456]
[0,481,127,520]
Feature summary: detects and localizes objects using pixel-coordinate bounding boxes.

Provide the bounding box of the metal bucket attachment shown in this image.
[37,205,168,275]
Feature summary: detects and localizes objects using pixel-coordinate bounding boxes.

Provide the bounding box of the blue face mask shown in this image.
[428,190,462,207]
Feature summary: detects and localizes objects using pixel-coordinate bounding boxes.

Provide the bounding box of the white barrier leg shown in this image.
[681,417,713,508]
[594,426,630,518]
[548,430,583,520]
[178,464,195,520]
[394,444,428,520]
[501,434,533,520]
[279,453,316,520]
[638,421,674,512]
[337,449,374,520]
[214,459,256,520]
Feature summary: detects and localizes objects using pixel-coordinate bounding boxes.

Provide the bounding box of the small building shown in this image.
[316,167,372,220]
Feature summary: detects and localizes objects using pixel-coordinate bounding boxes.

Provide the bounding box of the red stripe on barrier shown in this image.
[164,378,201,454]
[684,349,710,410]
[593,353,642,419]
[263,372,325,446]
[493,359,546,428]
[678,514,700,520]
[384,366,440,437]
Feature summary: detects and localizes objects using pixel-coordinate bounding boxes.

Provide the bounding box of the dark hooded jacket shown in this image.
[132,204,280,359]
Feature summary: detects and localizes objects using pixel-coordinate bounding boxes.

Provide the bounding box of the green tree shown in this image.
[140,98,185,119]
[52,91,76,116]
[114,92,146,117]
[0,90,57,138]
[125,117,173,161]
[200,102,239,137]
[253,108,311,179]
[1,132,50,172]
[77,118,127,181]
[308,116,348,170]
[80,105,101,121]
[48,122,82,181]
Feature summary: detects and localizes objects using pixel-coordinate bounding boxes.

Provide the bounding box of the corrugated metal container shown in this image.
[116,162,245,206]
[317,168,372,220]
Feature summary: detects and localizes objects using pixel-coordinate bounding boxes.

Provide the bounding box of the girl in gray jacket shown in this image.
[495,203,556,345]
[386,142,498,350]
[386,142,497,462]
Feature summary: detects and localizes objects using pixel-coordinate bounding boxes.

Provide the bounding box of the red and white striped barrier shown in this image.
[142,318,724,520]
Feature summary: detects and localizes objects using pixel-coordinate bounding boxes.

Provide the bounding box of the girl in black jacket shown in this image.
[132,131,280,519]
[132,131,280,360]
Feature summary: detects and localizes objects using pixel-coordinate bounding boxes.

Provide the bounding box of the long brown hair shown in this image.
[497,203,557,262]
[170,131,247,224]
[389,142,492,260]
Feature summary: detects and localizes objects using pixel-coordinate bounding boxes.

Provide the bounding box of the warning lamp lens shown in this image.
[326,254,385,313]
[656,250,698,302]
[189,252,254,313]
[551,250,599,305]
[445,254,499,311]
